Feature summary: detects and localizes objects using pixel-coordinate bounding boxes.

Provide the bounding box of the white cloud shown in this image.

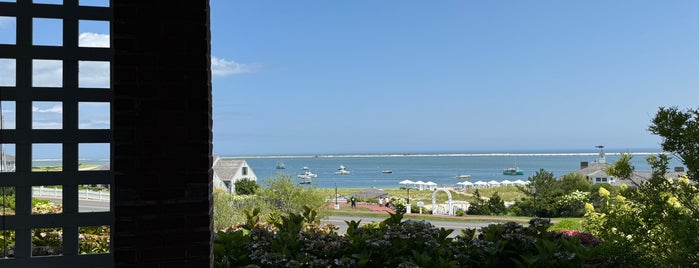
[79,119,110,129]
[32,105,63,113]
[211,56,261,76]
[79,61,110,88]
[32,60,62,87]
[0,16,14,28]
[79,32,109,48]
[0,59,15,87]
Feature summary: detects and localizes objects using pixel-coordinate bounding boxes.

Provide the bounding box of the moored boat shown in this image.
[382,169,393,174]
[298,171,317,179]
[336,165,350,175]
[503,167,524,175]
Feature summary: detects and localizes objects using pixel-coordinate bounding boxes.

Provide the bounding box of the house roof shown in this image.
[572,161,688,187]
[212,157,246,181]
[575,162,611,177]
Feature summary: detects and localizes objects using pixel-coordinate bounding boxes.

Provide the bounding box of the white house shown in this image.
[212,156,258,194]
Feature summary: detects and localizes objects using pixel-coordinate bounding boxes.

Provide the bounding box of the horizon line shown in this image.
[220,150,669,159]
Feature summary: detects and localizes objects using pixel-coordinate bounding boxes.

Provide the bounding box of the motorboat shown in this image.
[275,161,285,169]
[382,170,393,174]
[297,171,317,179]
[335,165,350,175]
[503,167,524,175]
[298,178,312,185]
[456,174,471,179]
[503,157,524,175]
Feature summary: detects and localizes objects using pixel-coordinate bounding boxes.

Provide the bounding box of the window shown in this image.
[0,1,113,264]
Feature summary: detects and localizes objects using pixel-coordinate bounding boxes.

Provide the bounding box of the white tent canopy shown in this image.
[500,180,513,185]
[487,180,501,187]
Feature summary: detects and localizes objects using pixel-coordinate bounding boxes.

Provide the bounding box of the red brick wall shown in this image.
[113,1,213,267]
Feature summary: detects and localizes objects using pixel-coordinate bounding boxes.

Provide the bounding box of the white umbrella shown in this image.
[501,180,513,185]
[487,180,501,187]
[399,179,415,185]
[513,179,527,185]
[458,181,473,188]
[414,180,426,190]
[425,181,437,190]
[474,181,487,188]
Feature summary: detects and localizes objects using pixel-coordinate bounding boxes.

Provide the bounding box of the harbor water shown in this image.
[233,151,685,189]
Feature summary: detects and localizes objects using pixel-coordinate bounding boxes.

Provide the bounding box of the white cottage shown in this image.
[212,156,258,194]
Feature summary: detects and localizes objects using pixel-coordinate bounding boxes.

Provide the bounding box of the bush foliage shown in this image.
[214,208,599,267]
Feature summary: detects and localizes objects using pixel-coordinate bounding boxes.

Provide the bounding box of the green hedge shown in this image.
[214,207,602,267]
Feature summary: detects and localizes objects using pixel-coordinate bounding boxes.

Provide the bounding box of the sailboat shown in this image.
[503,157,524,175]
[503,167,524,175]
[335,165,350,175]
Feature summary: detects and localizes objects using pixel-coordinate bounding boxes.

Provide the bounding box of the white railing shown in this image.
[32,186,110,201]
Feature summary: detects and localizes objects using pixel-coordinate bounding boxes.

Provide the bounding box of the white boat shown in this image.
[335,165,350,175]
[382,169,393,174]
[298,178,312,184]
[275,161,285,169]
[456,174,471,179]
[297,171,317,179]
[301,166,309,170]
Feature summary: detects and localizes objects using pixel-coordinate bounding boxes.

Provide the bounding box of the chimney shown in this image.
[580,161,589,169]
[674,166,685,172]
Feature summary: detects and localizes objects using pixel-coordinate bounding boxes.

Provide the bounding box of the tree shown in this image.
[257,174,330,221]
[514,169,562,217]
[487,191,507,215]
[467,189,491,215]
[582,107,699,267]
[649,106,699,181]
[234,178,258,195]
[557,172,591,193]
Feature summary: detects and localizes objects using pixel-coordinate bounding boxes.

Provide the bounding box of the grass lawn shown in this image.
[31,163,101,172]
[335,185,527,204]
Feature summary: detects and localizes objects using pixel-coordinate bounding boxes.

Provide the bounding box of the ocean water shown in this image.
[233,152,686,189]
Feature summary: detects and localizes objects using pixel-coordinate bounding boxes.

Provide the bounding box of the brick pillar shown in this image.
[113,1,213,267]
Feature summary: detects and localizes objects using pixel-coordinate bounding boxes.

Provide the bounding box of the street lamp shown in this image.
[406,187,411,214]
[406,188,410,204]
[334,183,339,210]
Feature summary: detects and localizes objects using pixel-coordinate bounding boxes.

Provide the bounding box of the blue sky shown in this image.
[210,0,699,156]
[1,1,699,158]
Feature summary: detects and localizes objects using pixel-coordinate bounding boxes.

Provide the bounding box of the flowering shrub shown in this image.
[557,230,601,247]
[214,208,599,267]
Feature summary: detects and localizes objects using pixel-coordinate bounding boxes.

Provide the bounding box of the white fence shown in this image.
[32,186,111,201]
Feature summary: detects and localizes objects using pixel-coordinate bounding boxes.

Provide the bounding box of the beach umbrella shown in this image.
[513,179,527,186]
[474,181,487,188]
[425,181,437,190]
[415,180,426,190]
[399,179,415,185]
[500,180,513,186]
[458,181,473,189]
[487,180,501,187]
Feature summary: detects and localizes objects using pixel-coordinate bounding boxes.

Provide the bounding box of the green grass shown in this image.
[31,163,101,172]
[335,186,526,204]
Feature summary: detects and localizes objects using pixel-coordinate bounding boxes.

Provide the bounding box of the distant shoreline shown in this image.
[222,151,669,159]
